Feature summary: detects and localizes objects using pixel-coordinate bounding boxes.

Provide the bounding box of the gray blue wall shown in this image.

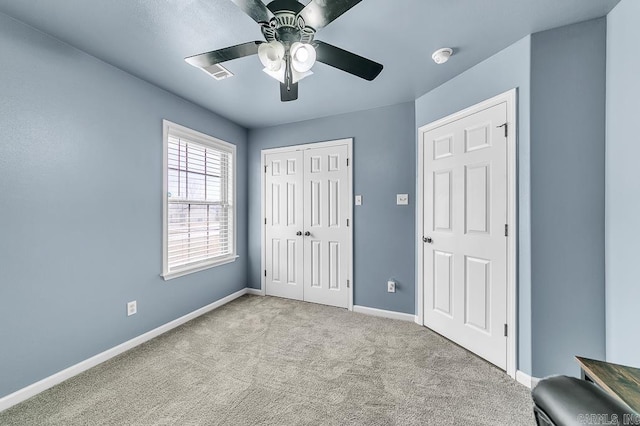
[529,18,607,378]
[0,3,625,400]
[0,13,249,398]
[414,19,608,377]
[605,0,640,366]
[247,103,416,314]
[415,36,533,374]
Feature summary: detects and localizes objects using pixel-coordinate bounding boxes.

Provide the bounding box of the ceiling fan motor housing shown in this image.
[262,4,315,45]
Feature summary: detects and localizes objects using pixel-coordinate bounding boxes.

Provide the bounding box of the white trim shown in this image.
[416,89,518,379]
[353,305,415,322]
[259,147,268,298]
[246,288,264,296]
[260,138,354,310]
[516,370,540,389]
[162,119,238,279]
[161,255,239,281]
[260,139,351,154]
[416,125,425,328]
[346,139,353,311]
[505,89,518,380]
[0,288,248,413]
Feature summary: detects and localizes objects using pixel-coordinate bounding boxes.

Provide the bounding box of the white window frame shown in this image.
[161,120,237,280]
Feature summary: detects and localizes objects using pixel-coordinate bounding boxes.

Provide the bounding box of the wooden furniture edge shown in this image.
[575,356,638,412]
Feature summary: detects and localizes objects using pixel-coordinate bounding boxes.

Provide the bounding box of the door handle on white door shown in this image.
[296,231,302,236]
[423,236,433,244]
[304,231,311,236]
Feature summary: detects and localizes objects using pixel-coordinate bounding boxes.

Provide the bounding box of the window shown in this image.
[162,120,236,280]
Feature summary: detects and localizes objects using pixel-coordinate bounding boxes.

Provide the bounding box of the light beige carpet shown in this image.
[0,295,534,425]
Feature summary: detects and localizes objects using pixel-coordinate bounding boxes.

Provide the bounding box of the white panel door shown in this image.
[303,145,350,308]
[265,151,304,300]
[423,102,508,369]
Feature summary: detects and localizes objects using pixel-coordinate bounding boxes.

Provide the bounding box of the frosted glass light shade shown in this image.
[262,67,286,83]
[258,41,285,71]
[262,67,313,84]
[290,42,316,73]
[292,69,313,83]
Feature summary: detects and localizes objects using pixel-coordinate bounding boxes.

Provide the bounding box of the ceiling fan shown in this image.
[185,0,384,102]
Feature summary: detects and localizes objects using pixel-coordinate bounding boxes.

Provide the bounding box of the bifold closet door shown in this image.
[302,145,349,308]
[264,143,350,309]
[264,150,304,300]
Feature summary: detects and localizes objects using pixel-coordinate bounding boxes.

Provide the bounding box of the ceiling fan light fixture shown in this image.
[290,42,316,73]
[295,47,308,62]
[258,41,285,71]
[292,69,313,84]
[262,66,313,84]
[262,66,285,83]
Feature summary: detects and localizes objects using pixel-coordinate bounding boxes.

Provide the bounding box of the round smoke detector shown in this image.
[432,48,453,65]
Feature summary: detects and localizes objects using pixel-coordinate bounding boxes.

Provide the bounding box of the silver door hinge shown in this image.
[264,270,267,277]
[347,279,350,288]
[265,218,267,225]
[497,122,508,138]
[504,224,508,237]
[504,324,508,337]
[264,165,267,173]
[347,218,349,227]
[347,158,349,166]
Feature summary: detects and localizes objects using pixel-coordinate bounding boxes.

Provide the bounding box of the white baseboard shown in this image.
[516,370,540,389]
[414,315,423,326]
[0,288,249,413]
[246,288,264,296]
[532,376,540,388]
[353,305,415,322]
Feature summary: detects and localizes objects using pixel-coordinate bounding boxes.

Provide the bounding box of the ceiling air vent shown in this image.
[202,63,233,80]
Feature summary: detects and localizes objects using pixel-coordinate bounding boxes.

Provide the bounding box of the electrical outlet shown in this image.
[127,301,137,316]
[387,280,396,293]
[355,195,362,206]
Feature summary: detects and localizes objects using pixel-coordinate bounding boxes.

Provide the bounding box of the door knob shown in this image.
[423,236,433,244]
[296,231,302,236]
[304,231,311,236]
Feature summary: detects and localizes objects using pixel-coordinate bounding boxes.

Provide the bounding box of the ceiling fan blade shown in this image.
[280,81,299,102]
[313,41,383,81]
[266,0,305,14]
[230,0,274,24]
[298,0,362,30]
[185,41,262,68]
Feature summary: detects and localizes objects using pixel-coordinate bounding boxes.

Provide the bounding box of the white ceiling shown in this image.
[0,0,619,128]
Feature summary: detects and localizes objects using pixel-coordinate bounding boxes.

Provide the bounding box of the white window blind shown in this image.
[162,121,236,279]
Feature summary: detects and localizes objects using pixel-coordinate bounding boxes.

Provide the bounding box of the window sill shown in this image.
[161,255,239,281]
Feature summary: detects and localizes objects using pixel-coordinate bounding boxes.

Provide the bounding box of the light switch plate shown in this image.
[355,195,362,206]
[396,194,409,205]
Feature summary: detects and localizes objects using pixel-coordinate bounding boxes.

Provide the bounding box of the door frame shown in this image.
[260,138,354,310]
[415,89,517,378]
